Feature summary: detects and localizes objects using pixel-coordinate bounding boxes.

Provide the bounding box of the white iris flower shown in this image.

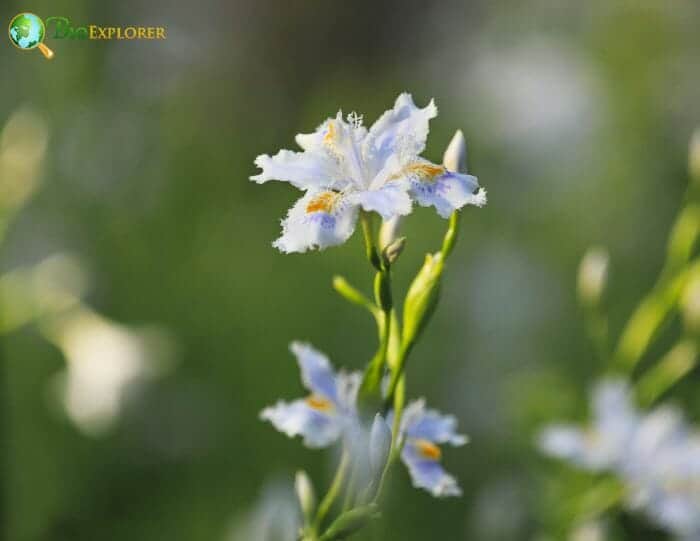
[392,399,468,497]
[261,344,469,499]
[251,93,486,253]
[538,380,639,471]
[260,342,360,448]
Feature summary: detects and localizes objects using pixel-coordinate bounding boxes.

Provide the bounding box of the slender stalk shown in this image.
[360,211,381,270]
[359,289,392,408]
[612,196,700,372]
[358,229,394,406]
[315,451,351,531]
[613,260,700,373]
[636,338,698,407]
[441,211,461,258]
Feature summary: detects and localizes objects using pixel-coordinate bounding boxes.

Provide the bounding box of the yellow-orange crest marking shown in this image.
[323,121,336,145]
[305,394,334,412]
[414,438,442,460]
[406,163,446,181]
[390,162,446,183]
[306,191,339,214]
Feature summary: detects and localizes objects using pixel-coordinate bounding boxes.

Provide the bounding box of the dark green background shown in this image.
[2,1,700,539]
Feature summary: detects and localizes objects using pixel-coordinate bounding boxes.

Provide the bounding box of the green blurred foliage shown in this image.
[1,0,700,540]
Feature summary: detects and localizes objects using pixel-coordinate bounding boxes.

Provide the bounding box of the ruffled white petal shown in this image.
[296,116,367,154]
[352,182,412,220]
[273,191,359,253]
[363,93,437,180]
[323,113,366,188]
[260,399,342,448]
[410,171,486,219]
[401,399,468,446]
[290,341,338,403]
[394,400,466,498]
[251,149,339,191]
[295,118,334,151]
[401,444,462,497]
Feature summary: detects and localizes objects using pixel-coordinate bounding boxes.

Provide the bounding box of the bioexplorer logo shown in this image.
[8,13,167,60]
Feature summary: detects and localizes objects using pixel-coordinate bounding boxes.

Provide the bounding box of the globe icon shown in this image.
[8,13,54,59]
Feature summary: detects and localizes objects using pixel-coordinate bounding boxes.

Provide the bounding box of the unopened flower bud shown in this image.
[379,216,402,250]
[369,414,392,477]
[403,252,443,351]
[381,237,406,267]
[443,129,467,173]
[577,247,609,307]
[295,470,316,522]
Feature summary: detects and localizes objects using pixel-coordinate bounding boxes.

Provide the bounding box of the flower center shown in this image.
[306,191,340,214]
[414,438,442,460]
[305,394,334,412]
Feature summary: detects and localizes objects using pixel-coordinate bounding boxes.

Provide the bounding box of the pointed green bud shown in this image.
[381,236,406,267]
[577,247,609,308]
[319,504,380,541]
[402,252,443,352]
[443,129,468,173]
[295,470,316,524]
[369,414,392,477]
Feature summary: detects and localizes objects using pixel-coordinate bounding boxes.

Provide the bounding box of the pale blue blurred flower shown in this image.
[624,407,700,540]
[538,380,638,471]
[392,399,468,497]
[260,342,360,448]
[539,379,700,539]
[251,93,485,253]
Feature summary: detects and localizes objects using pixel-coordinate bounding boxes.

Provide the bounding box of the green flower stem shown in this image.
[662,202,700,280]
[636,338,698,407]
[612,259,700,373]
[441,211,461,259]
[315,450,351,531]
[360,211,381,271]
[612,196,700,373]
[358,279,392,409]
[358,235,394,408]
[318,504,379,541]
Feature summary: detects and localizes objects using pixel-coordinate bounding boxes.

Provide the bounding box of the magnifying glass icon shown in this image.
[8,13,55,59]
